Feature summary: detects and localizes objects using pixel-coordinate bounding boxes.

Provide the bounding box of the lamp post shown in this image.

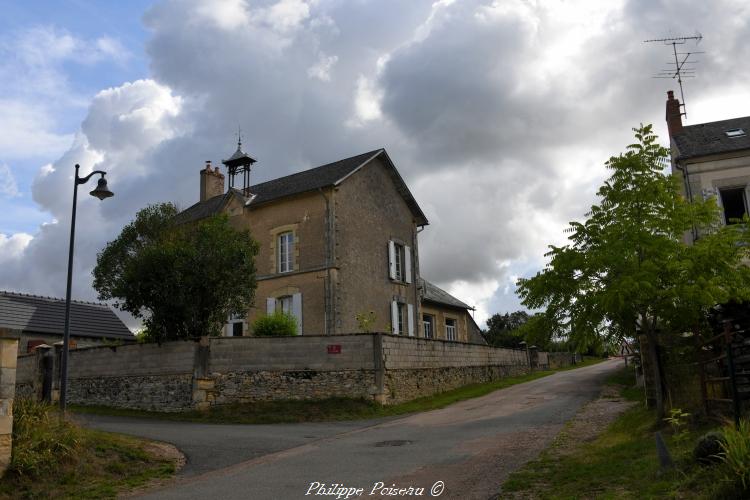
[59,164,114,412]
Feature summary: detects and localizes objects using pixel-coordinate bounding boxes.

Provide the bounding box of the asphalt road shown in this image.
[79,359,621,500]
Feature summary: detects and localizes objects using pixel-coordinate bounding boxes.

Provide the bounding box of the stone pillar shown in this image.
[0,329,20,475]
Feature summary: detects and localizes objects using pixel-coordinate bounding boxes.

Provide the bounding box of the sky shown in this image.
[1,0,750,330]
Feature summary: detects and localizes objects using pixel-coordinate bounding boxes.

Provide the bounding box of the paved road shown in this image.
[80,360,621,500]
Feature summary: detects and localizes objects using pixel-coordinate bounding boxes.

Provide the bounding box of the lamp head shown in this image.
[89,176,114,200]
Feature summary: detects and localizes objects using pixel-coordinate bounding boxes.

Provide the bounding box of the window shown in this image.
[388,241,412,283]
[277,295,292,314]
[226,312,245,337]
[423,314,435,339]
[445,318,457,341]
[720,187,747,225]
[278,231,294,273]
[266,293,303,335]
[397,303,405,335]
[391,301,412,335]
[725,128,747,138]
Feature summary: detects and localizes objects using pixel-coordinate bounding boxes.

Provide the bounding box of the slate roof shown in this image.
[674,116,750,160]
[420,278,473,310]
[0,291,134,340]
[175,149,429,226]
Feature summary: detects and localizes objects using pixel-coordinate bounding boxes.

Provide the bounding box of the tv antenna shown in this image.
[644,33,703,118]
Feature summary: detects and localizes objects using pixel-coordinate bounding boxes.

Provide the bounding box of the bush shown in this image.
[9,398,83,478]
[719,419,750,491]
[693,431,725,465]
[252,311,298,336]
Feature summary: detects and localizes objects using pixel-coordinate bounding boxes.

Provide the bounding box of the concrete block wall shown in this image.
[381,335,527,369]
[14,354,36,398]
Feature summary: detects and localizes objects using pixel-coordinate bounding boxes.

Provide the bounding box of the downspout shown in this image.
[414,224,426,337]
[673,159,698,242]
[318,188,335,335]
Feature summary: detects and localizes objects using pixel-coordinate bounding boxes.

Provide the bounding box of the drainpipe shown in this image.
[414,224,425,337]
[673,159,699,242]
[318,188,335,335]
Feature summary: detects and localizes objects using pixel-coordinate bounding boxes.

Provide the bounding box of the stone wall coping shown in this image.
[0,328,20,339]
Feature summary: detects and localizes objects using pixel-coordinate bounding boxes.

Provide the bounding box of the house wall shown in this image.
[420,303,470,343]
[227,190,332,336]
[334,158,420,334]
[15,334,571,410]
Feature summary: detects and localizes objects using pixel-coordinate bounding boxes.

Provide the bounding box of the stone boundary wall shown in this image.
[15,333,576,410]
[14,354,36,399]
[380,336,531,403]
[0,330,19,475]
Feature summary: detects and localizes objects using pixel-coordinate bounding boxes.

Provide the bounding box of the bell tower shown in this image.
[222,131,257,195]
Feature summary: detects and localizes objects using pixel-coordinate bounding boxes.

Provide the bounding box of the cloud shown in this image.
[3,0,750,330]
[0,233,33,266]
[0,164,20,198]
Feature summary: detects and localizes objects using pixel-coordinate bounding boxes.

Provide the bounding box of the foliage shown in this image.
[8,398,82,478]
[355,311,377,333]
[252,311,298,336]
[483,310,530,348]
[2,398,175,498]
[93,203,259,342]
[719,419,750,491]
[694,431,725,465]
[516,125,750,416]
[664,408,691,445]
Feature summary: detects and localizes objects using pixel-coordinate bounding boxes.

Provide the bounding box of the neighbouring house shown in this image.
[0,291,135,353]
[666,90,750,242]
[175,144,483,343]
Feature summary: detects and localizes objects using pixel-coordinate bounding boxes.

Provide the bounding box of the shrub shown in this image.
[252,311,298,336]
[356,311,376,333]
[9,398,83,478]
[719,419,750,491]
[693,431,725,465]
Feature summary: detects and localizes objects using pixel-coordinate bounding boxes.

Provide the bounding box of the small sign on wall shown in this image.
[327,344,342,354]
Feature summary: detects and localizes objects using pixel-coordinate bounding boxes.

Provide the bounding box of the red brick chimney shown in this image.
[665,90,683,137]
[199,160,225,201]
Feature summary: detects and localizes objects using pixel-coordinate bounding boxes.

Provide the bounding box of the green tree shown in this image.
[517,125,750,418]
[93,203,259,343]
[484,310,530,348]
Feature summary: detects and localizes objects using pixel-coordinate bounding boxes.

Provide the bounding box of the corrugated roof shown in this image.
[175,149,429,226]
[420,278,472,310]
[674,116,750,160]
[0,291,134,340]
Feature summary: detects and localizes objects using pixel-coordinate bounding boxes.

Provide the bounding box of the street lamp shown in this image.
[59,164,114,411]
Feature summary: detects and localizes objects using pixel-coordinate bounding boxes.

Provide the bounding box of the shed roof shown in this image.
[0,291,133,340]
[420,278,472,310]
[175,149,429,226]
[674,116,750,160]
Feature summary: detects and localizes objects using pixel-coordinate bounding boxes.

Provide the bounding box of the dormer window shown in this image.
[725,128,746,138]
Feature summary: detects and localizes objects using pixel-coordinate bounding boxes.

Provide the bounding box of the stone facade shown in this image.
[15,334,574,411]
[0,330,19,475]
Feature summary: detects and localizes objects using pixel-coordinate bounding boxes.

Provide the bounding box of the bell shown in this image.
[89,176,114,200]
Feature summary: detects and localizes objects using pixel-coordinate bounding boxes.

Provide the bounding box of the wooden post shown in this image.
[724,321,741,428]
[694,327,709,417]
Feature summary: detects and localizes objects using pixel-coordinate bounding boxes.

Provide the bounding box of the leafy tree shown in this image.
[517,125,750,418]
[484,310,530,348]
[93,203,259,343]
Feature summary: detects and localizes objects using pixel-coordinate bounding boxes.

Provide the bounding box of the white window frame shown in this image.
[423,314,434,339]
[445,318,457,341]
[278,231,294,273]
[388,240,412,283]
[226,312,245,337]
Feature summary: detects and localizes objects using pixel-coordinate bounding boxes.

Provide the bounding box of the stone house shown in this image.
[666,90,750,241]
[175,145,482,342]
[0,291,134,353]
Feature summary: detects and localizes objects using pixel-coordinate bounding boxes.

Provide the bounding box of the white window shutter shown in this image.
[391,300,399,335]
[388,240,396,280]
[266,297,276,314]
[292,293,303,335]
[404,245,412,283]
[407,304,414,336]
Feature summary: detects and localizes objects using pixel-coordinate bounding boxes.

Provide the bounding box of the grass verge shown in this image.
[501,366,742,499]
[0,399,176,500]
[71,357,606,425]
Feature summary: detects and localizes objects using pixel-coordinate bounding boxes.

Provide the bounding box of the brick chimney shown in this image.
[199,161,225,201]
[665,90,683,137]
